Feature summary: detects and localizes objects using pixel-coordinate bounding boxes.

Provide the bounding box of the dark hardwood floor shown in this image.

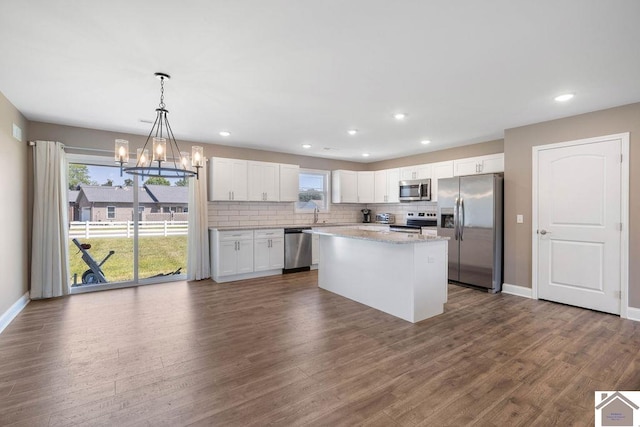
[1,270,639,426]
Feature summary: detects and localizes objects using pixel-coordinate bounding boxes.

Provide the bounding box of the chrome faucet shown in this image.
[313,207,319,224]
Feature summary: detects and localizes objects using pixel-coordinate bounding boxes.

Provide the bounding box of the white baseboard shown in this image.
[0,292,30,335]
[625,307,640,322]
[502,283,534,299]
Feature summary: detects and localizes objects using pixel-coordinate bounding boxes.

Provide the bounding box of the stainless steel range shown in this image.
[389,212,437,234]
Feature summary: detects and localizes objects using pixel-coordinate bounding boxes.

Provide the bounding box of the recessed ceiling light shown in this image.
[362,153,370,157]
[420,140,431,145]
[139,119,154,124]
[219,131,231,137]
[393,113,407,120]
[554,93,574,102]
[347,129,358,136]
[302,144,311,149]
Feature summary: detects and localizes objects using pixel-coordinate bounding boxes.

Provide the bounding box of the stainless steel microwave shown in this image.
[399,179,431,202]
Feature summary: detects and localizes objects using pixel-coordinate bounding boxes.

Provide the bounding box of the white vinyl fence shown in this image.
[69,221,188,238]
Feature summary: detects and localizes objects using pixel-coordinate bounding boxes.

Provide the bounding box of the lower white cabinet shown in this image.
[254,229,284,271]
[211,230,254,280]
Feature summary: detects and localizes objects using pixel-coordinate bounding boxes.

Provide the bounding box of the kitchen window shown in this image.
[296,169,330,212]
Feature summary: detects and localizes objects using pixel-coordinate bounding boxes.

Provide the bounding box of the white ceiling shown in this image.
[1,1,639,162]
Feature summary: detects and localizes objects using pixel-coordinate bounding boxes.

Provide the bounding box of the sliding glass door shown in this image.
[67,154,188,291]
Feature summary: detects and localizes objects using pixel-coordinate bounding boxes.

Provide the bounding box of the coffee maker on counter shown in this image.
[361,209,371,223]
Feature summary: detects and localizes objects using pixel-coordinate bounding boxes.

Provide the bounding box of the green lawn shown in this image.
[69,236,187,285]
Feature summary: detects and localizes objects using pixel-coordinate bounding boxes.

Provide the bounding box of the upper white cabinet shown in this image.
[209,158,300,202]
[248,161,280,201]
[357,171,375,203]
[453,153,504,176]
[430,161,454,202]
[400,164,431,181]
[332,170,358,203]
[374,168,400,203]
[279,164,300,202]
[209,157,248,201]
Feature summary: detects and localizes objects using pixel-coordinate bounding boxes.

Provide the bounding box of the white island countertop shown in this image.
[307,227,448,244]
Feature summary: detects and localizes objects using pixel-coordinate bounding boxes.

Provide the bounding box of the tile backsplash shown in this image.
[208,201,437,228]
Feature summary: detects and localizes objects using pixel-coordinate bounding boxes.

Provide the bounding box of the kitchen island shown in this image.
[307,227,449,323]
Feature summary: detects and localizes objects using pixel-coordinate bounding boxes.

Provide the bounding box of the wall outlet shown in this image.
[516,214,524,224]
[12,123,22,142]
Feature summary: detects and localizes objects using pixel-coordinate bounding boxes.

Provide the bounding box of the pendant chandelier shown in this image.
[115,72,204,179]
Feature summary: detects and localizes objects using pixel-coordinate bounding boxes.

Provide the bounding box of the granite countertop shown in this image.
[305,227,448,245]
[209,223,388,232]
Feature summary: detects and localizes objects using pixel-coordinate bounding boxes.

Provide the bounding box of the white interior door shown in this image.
[536,137,622,314]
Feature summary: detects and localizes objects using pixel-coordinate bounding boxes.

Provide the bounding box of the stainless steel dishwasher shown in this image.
[283,227,312,272]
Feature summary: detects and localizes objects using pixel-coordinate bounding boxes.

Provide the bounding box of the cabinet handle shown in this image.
[228,191,231,200]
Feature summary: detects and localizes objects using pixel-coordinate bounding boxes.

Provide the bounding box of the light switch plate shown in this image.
[516,214,524,224]
[12,123,22,142]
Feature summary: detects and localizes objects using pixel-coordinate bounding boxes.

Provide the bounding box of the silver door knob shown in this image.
[539,229,549,235]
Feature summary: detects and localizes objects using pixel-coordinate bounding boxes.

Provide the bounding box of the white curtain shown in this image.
[30,141,70,298]
[187,160,210,280]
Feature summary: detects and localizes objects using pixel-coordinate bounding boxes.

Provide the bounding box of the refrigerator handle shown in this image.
[460,198,465,241]
[454,197,459,240]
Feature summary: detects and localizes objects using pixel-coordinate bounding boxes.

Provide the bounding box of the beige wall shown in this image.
[28,122,368,172]
[0,92,29,316]
[367,139,504,170]
[504,102,640,308]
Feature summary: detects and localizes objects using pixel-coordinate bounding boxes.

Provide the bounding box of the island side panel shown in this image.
[412,240,448,322]
[318,234,416,323]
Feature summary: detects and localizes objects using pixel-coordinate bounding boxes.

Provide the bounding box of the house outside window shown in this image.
[296,169,330,212]
[107,206,115,219]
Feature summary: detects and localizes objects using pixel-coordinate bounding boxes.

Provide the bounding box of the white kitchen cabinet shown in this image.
[374,168,400,203]
[453,153,504,176]
[208,157,248,201]
[357,171,375,203]
[248,161,280,201]
[211,230,254,280]
[311,233,319,266]
[279,163,300,202]
[254,229,284,271]
[430,161,454,202]
[400,164,431,181]
[332,170,358,203]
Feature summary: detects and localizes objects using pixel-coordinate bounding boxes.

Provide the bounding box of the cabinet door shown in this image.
[248,161,278,201]
[332,170,357,203]
[312,234,319,265]
[269,237,285,269]
[480,153,504,174]
[400,167,416,181]
[357,171,375,203]
[386,168,400,203]
[416,164,432,180]
[236,240,254,274]
[209,157,233,201]
[230,159,248,201]
[279,164,299,202]
[430,161,454,202]
[374,170,388,203]
[262,162,280,201]
[454,157,481,176]
[217,240,238,276]
[253,238,270,271]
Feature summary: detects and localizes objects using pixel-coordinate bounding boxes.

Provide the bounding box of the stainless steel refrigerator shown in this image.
[437,174,503,293]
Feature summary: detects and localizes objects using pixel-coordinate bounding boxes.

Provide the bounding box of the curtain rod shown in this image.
[27,141,112,154]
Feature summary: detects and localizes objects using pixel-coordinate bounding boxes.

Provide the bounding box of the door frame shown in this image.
[531,133,629,317]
